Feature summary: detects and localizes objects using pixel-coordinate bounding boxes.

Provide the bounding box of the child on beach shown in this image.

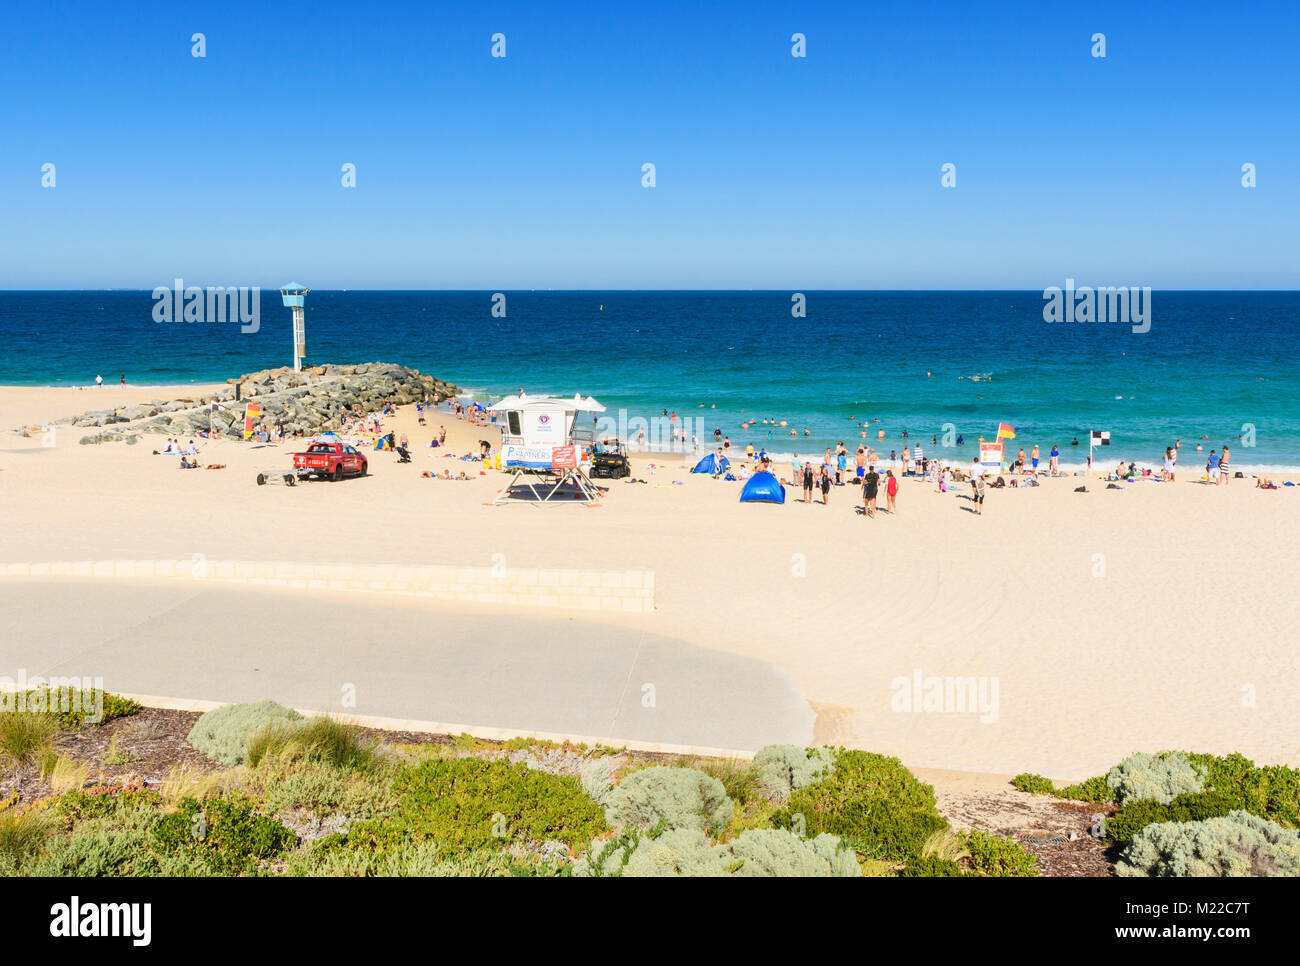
[885,469,898,514]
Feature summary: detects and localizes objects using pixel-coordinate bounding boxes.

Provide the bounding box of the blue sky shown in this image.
[2,0,1296,289]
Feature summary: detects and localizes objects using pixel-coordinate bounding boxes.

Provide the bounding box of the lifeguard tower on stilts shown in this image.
[487,393,606,505]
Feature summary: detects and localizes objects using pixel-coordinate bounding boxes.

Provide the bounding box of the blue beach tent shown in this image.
[739,471,785,504]
[692,453,730,475]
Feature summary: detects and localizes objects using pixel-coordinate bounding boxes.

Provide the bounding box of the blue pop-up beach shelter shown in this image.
[739,470,785,504]
[692,453,730,475]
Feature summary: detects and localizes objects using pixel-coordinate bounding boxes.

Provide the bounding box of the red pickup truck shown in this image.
[292,441,368,481]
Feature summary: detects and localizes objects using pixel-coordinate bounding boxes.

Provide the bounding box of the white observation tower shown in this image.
[279,283,309,372]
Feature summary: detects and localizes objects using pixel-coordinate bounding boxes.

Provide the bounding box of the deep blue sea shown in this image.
[2,290,1297,469]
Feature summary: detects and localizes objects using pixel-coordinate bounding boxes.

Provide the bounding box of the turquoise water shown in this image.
[1,290,1297,469]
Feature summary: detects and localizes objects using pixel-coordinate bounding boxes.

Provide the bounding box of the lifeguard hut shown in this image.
[280,283,309,371]
[487,393,606,504]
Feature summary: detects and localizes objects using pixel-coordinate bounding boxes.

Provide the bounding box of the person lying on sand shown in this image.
[205,464,225,470]
[179,456,197,468]
[1257,476,1277,489]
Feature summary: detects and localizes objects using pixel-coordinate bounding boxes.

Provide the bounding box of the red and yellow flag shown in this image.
[243,403,262,440]
[996,422,1016,440]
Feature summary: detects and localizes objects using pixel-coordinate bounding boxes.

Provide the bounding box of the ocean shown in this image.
[2,290,1297,470]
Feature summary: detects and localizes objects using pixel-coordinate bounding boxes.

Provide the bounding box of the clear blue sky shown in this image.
[2,0,1296,289]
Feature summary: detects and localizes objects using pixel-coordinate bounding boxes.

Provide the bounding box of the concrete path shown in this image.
[0,581,814,752]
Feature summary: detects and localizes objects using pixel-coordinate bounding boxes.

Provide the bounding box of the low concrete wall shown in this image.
[0,560,655,613]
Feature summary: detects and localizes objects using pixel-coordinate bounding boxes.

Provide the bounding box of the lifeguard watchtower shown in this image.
[279,283,309,372]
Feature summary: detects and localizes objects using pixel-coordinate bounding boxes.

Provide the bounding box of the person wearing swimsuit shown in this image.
[1218,446,1230,486]
[802,461,815,504]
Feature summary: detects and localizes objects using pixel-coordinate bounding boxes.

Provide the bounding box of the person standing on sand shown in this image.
[95,374,103,387]
[855,446,866,482]
[863,465,879,517]
[1207,449,1218,483]
[120,375,125,386]
[836,443,847,485]
[974,473,986,514]
[820,465,832,505]
[885,469,898,514]
[1030,445,1040,474]
[802,460,815,504]
[901,445,911,475]
[1049,445,1059,476]
[1218,446,1231,486]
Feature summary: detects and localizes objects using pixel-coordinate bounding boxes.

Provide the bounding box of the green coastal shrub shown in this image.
[726,829,861,877]
[620,828,724,876]
[604,766,734,834]
[246,716,380,772]
[1188,755,1300,826]
[573,829,647,877]
[25,826,202,877]
[187,700,303,766]
[1117,811,1300,877]
[56,789,156,826]
[964,829,1038,877]
[1109,791,1254,843]
[1056,776,1116,803]
[1106,752,1206,805]
[577,827,860,877]
[770,750,946,863]
[579,759,615,807]
[1011,773,1056,796]
[369,757,605,855]
[153,796,295,875]
[753,745,836,803]
[1106,753,1300,843]
[1,688,139,728]
[242,759,397,821]
[1012,771,1115,803]
[901,855,965,876]
[287,836,568,877]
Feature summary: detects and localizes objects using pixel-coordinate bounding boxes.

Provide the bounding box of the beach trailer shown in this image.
[486,393,607,504]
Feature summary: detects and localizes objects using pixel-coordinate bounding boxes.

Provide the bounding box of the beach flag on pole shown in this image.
[1090,430,1110,446]
[243,403,261,440]
[997,422,1016,440]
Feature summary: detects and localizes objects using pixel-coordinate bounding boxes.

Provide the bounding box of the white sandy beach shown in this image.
[2,382,1297,782]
